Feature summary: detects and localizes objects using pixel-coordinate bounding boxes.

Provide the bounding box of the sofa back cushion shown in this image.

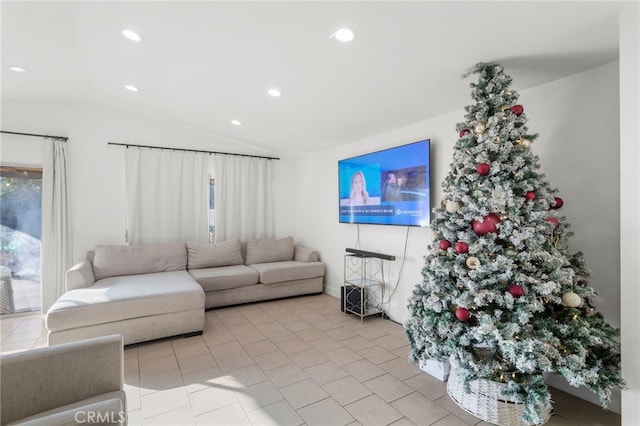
[245,236,294,265]
[93,243,187,280]
[187,238,244,269]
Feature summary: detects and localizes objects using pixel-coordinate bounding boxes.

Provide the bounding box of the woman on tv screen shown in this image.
[349,171,369,205]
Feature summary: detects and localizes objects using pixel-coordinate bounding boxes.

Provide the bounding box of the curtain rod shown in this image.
[107,142,280,160]
[1,130,68,141]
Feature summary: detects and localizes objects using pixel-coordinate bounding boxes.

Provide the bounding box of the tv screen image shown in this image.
[338,140,431,227]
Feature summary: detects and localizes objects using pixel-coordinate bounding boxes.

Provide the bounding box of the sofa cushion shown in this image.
[188,265,259,291]
[249,261,325,285]
[93,243,187,280]
[187,238,243,269]
[245,237,294,265]
[46,271,203,331]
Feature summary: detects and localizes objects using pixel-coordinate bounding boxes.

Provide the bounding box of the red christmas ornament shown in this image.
[508,284,525,298]
[476,163,490,176]
[459,129,470,137]
[511,105,524,116]
[472,213,501,235]
[553,197,564,209]
[546,216,559,230]
[455,307,471,322]
[525,191,536,201]
[454,242,469,254]
[439,240,452,250]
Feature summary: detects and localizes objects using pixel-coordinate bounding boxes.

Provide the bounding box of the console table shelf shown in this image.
[342,253,391,322]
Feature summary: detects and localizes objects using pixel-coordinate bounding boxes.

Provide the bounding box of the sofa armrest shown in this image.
[66,259,96,291]
[0,334,124,425]
[294,246,319,262]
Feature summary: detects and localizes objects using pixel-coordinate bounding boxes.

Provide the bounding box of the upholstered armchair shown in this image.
[1,334,126,425]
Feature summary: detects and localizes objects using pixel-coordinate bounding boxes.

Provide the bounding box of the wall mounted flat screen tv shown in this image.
[338,140,430,227]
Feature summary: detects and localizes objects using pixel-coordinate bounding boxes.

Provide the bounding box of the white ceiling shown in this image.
[1,1,630,154]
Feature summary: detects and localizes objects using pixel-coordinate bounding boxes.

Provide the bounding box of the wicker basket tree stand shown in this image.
[447,367,551,426]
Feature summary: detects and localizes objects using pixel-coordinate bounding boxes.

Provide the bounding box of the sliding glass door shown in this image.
[0,166,42,315]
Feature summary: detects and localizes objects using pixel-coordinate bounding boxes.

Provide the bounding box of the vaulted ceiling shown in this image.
[1,1,630,154]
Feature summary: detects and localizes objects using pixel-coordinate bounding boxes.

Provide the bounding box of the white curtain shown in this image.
[41,139,73,311]
[125,148,210,245]
[213,155,274,242]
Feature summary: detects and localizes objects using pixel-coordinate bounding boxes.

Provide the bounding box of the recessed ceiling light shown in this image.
[231,120,242,126]
[332,28,355,42]
[124,85,139,92]
[9,66,27,72]
[122,29,143,42]
[267,88,282,97]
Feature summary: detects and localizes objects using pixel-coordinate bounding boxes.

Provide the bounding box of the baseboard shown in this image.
[324,284,341,299]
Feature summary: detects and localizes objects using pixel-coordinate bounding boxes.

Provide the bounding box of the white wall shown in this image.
[524,63,620,327]
[619,4,640,425]
[0,101,297,263]
[295,62,622,410]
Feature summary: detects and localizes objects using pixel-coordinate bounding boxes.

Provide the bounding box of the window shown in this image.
[0,166,42,315]
[209,178,215,243]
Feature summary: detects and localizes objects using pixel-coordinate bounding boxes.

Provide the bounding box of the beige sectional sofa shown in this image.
[46,237,324,345]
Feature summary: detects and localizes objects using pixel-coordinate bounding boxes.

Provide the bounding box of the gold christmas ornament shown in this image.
[445,200,460,213]
[562,292,583,308]
[474,123,486,134]
[465,256,480,269]
[521,139,531,148]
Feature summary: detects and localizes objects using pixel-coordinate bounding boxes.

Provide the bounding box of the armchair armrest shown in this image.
[66,259,95,291]
[0,334,124,425]
[294,246,319,262]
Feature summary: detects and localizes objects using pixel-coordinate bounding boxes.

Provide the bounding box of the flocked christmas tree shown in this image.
[405,63,624,425]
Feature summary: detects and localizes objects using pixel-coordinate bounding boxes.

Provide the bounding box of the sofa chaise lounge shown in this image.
[46,237,324,345]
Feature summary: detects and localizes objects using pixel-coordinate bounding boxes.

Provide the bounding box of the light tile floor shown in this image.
[1,293,621,426]
[1,277,41,315]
